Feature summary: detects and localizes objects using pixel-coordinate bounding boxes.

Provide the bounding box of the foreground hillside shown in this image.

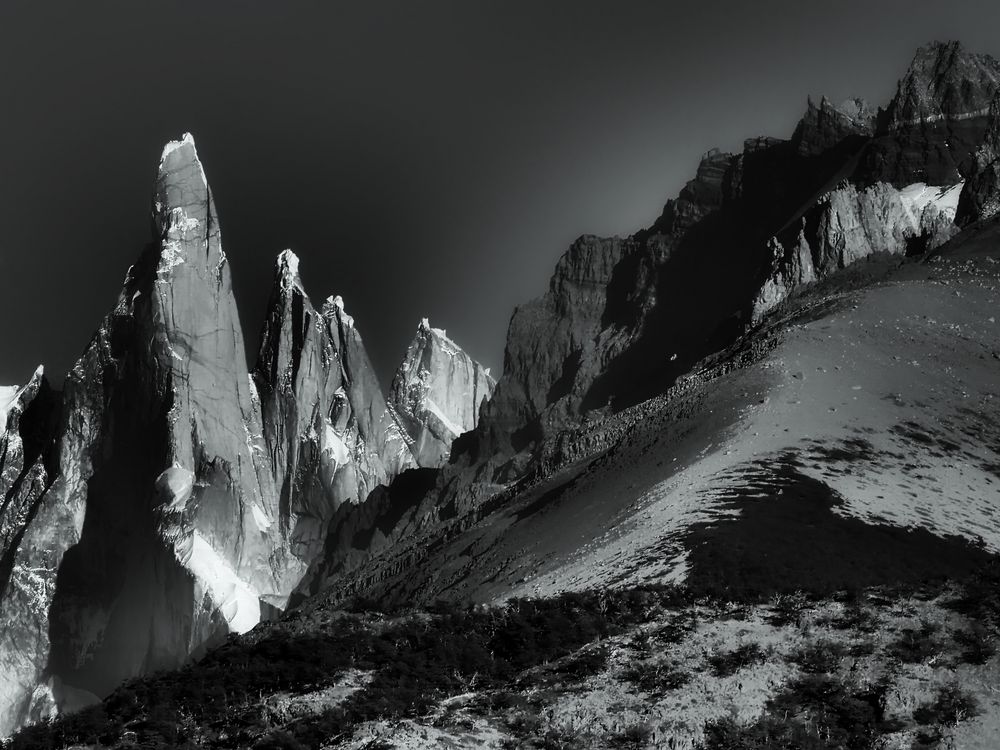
[10,230,1000,750]
[9,559,1000,749]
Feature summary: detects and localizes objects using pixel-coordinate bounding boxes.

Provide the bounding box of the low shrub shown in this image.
[707,643,765,678]
[832,602,878,633]
[650,613,698,646]
[946,559,1000,626]
[792,639,847,674]
[700,715,827,750]
[623,659,691,695]
[767,592,810,626]
[702,675,900,750]
[913,683,979,726]
[552,645,610,680]
[610,723,653,748]
[889,622,940,664]
[953,625,995,665]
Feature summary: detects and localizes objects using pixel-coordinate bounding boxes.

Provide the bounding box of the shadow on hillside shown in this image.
[684,453,995,599]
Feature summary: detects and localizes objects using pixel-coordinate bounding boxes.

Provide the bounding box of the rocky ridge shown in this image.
[956,93,1000,225]
[0,135,488,735]
[293,40,1000,608]
[251,249,418,566]
[470,40,1000,473]
[389,319,495,468]
[5,39,1000,740]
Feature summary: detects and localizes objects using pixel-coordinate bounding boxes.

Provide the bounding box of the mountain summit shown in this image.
[883,40,1000,128]
[0,135,484,734]
[390,319,495,467]
[4,42,1000,747]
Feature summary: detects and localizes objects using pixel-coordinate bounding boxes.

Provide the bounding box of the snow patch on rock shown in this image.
[250,503,272,532]
[899,181,964,221]
[0,386,20,430]
[425,398,464,438]
[322,421,351,466]
[184,532,261,634]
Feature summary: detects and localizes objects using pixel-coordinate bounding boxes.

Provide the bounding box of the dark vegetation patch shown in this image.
[945,558,1000,626]
[10,587,689,750]
[683,454,995,601]
[707,643,766,678]
[912,683,980,727]
[953,625,996,664]
[831,600,879,633]
[888,622,941,664]
[766,591,810,626]
[543,644,609,683]
[649,612,698,645]
[791,640,848,674]
[700,674,901,750]
[890,421,965,458]
[608,723,654,748]
[13,561,1000,750]
[622,659,691,695]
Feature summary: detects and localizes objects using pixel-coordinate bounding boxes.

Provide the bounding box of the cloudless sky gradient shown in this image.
[1,0,998,385]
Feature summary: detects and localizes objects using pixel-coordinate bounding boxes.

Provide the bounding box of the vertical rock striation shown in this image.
[0,134,472,735]
[956,94,1000,225]
[6,40,1000,737]
[389,319,495,467]
[0,367,61,735]
[861,41,1000,186]
[252,250,416,565]
[37,133,288,713]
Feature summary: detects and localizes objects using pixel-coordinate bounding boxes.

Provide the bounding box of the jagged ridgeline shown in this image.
[0,136,493,734]
[4,39,1000,740]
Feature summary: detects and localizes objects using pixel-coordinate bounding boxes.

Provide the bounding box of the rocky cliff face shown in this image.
[465,42,999,477]
[285,41,1000,627]
[36,133,290,715]
[252,250,416,565]
[389,320,495,467]
[6,40,1000,739]
[882,41,1000,128]
[0,368,62,734]
[753,180,962,321]
[860,42,1000,187]
[956,94,1000,224]
[791,96,875,157]
[0,134,463,735]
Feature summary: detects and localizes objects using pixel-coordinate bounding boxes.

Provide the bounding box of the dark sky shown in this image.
[1,1,998,387]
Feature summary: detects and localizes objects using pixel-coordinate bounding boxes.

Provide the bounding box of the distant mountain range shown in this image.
[3,40,1000,747]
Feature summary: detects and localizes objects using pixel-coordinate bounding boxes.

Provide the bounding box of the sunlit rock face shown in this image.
[37,133,290,713]
[7,40,1000,739]
[252,250,417,565]
[753,180,963,322]
[463,43,998,478]
[0,133,460,735]
[390,319,495,467]
[0,134,296,732]
[0,367,62,736]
